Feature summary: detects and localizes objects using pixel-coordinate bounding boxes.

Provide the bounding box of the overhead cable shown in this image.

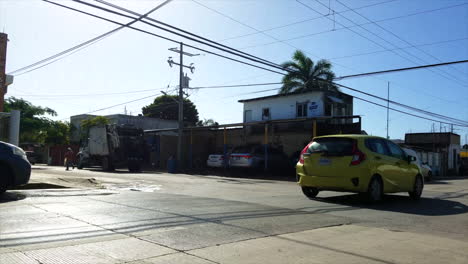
[8,0,174,76]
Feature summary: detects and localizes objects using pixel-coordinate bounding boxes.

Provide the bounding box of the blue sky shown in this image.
[2,0,468,144]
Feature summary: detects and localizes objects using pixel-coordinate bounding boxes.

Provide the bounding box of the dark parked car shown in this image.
[0,141,31,194]
[229,144,291,170]
[25,151,37,165]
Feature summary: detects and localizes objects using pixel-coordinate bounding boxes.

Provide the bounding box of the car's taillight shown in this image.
[298,142,312,164]
[350,141,366,166]
[219,156,224,160]
[239,155,252,159]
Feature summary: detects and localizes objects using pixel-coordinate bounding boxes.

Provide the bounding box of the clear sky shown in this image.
[2,0,468,145]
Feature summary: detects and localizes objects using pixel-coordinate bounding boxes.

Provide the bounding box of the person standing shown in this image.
[64,147,75,171]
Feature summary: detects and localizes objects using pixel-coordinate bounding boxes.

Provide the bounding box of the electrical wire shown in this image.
[32,0,468,127]
[42,0,288,75]
[219,0,398,42]
[301,0,468,88]
[335,0,468,79]
[188,82,282,89]
[72,0,286,71]
[95,0,281,68]
[329,37,468,60]
[236,2,468,51]
[8,0,174,76]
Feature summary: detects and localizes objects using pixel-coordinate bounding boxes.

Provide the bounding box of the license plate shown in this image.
[319,158,331,165]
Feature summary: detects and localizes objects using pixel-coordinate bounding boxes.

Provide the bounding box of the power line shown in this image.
[334,60,468,80]
[13,86,177,97]
[95,0,280,68]
[72,0,286,71]
[300,0,468,88]
[329,37,468,60]
[8,0,174,76]
[189,0,468,105]
[237,2,468,51]
[37,0,468,127]
[219,0,398,42]
[353,95,468,127]
[334,0,468,83]
[41,0,288,75]
[188,82,282,89]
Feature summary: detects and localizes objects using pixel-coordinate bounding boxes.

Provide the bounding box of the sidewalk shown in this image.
[2,224,467,264]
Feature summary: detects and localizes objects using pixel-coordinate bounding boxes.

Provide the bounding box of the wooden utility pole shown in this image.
[0,33,8,112]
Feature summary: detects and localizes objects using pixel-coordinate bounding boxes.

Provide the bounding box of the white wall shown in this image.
[242,92,324,122]
[448,144,461,170]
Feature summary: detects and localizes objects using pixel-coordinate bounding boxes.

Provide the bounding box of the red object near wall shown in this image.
[48,145,79,166]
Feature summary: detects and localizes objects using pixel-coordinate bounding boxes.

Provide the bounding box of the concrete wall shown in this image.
[242,92,325,122]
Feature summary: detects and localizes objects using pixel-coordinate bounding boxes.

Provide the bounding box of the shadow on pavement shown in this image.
[314,193,468,216]
[0,192,26,203]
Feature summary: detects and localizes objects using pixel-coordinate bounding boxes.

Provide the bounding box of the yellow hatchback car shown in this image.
[296,135,423,202]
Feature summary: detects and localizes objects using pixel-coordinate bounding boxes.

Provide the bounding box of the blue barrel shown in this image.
[167,158,177,173]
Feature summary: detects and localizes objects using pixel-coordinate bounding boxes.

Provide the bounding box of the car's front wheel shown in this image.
[302,187,319,199]
[367,176,383,202]
[409,175,423,200]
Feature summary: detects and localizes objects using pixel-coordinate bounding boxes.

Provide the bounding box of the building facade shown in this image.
[238,90,353,123]
[405,132,461,175]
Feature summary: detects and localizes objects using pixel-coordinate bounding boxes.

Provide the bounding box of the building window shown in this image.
[296,102,308,118]
[262,108,270,120]
[244,110,252,122]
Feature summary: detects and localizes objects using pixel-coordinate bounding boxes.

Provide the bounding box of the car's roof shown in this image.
[314,134,385,140]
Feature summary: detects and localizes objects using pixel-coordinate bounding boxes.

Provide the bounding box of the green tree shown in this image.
[81,116,110,131]
[196,118,219,127]
[4,97,58,143]
[279,50,338,94]
[142,95,199,125]
[44,121,71,145]
[80,116,110,140]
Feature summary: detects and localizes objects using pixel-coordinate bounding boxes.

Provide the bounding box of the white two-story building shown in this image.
[238,90,353,122]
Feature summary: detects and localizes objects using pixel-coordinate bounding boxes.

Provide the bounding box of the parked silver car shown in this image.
[403,147,432,181]
[229,144,290,170]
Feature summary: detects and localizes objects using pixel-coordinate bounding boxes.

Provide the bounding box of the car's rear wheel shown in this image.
[302,187,319,199]
[409,175,423,200]
[367,176,383,202]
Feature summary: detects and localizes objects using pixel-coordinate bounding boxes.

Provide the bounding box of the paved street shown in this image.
[1,166,468,263]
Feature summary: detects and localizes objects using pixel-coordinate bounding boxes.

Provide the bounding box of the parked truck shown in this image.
[77,124,145,172]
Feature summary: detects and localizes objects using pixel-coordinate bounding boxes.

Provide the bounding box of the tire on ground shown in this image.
[409,175,424,200]
[302,187,319,199]
[367,176,383,202]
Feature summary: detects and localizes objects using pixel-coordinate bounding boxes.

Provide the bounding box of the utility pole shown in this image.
[178,42,184,167]
[0,33,8,112]
[167,43,198,169]
[386,82,390,139]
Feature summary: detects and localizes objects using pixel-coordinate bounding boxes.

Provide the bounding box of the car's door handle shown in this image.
[375,156,382,160]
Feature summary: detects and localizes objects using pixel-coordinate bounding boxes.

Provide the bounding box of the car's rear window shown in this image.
[308,138,355,156]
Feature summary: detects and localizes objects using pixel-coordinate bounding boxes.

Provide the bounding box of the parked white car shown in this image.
[403,147,433,181]
[207,154,226,168]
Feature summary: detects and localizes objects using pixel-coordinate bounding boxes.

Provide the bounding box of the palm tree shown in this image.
[279,50,338,94]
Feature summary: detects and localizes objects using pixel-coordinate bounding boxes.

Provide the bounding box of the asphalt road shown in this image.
[1,166,468,263]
